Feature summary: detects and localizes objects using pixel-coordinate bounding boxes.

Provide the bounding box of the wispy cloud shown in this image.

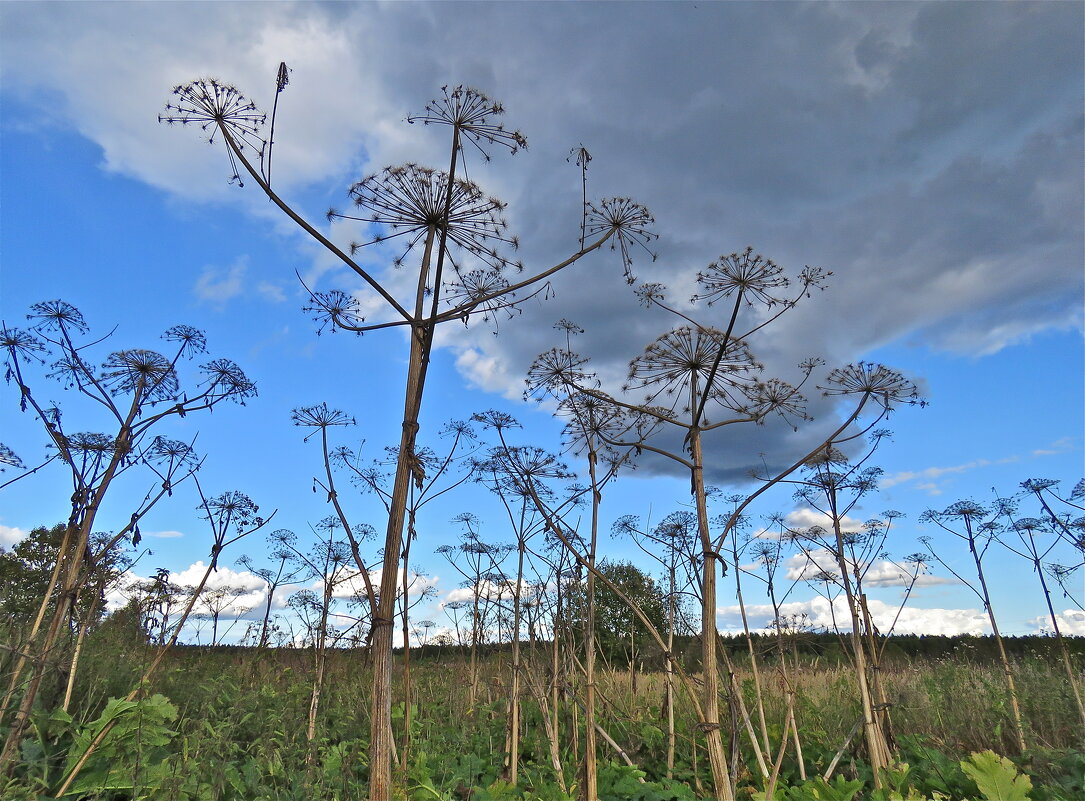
[194,255,248,308]
[145,530,184,539]
[1031,437,1076,457]
[882,455,1020,492]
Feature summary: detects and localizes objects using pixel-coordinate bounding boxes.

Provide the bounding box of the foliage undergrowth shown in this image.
[2,630,1081,800]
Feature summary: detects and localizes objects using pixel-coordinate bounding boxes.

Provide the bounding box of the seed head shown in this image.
[820,362,920,409]
[335,164,517,275]
[626,326,759,415]
[200,358,256,404]
[160,79,266,185]
[101,349,179,402]
[408,85,527,160]
[584,198,657,283]
[693,247,789,307]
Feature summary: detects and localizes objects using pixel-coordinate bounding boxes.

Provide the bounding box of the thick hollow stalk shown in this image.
[689,427,736,801]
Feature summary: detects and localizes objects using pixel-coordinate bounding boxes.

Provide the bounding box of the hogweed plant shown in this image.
[163,67,652,797]
[993,488,1085,731]
[55,485,271,797]
[920,499,1029,753]
[527,246,921,798]
[0,301,253,773]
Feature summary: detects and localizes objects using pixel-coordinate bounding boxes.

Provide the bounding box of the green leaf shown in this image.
[960,751,1032,801]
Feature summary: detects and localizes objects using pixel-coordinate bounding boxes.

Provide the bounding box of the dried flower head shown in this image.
[442,268,514,325]
[556,391,632,458]
[2,327,46,397]
[162,325,208,356]
[160,79,267,185]
[408,85,527,159]
[942,500,989,521]
[524,347,596,401]
[203,490,260,531]
[744,378,809,429]
[0,443,24,471]
[292,403,356,430]
[28,300,88,335]
[584,197,657,282]
[626,326,759,416]
[471,409,521,432]
[820,362,920,409]
[693,247,789,307]
[146,436,198,467]
[200,358,256,404]
[303,289,366,335]
[101,349,179,402]
[334,164,519,274]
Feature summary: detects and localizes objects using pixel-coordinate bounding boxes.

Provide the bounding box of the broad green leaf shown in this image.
[960,750,1032,801]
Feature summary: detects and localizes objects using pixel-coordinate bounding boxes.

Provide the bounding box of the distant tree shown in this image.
[562,559,667,665]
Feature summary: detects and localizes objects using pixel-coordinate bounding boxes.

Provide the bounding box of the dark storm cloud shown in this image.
[2,1,1080,484]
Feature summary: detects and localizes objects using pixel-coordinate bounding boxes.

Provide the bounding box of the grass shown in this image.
[3,627,1082,800]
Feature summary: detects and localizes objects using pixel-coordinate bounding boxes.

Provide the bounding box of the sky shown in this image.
[1,1,1082,644]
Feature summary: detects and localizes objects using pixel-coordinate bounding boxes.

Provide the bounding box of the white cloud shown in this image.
[0,525,27,549]
[718,595,988,636]
[145,530,184,539]
[110,562,270,618]
[441,577,542,607]
[256,281,287,303]
[1029,609,1085,636]
[783,547,951,588]
[753,508,865,541]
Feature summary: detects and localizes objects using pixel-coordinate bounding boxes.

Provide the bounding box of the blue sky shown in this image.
[1,1,1082,643]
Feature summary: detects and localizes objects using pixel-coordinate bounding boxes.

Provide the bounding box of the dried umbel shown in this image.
[202,490,261,530]
[200,358,256,404]
[556,391,633,461]
[820,362,920,409]
[626,326,759,416]
[408,85,527,160]
[303,289,366,335]
[524,347,596,400]
[162,325,208,355]
[333,164,519,274]
[145,435,194,462]
[0,443,23,471]
[694,247,790,307]
[101,349,179,402]
[743,377,809,429]
[441,268,513,326]
[160,79,267,185]
[291,403,356,432]
[27,299,89,334]
[584,197,657,282]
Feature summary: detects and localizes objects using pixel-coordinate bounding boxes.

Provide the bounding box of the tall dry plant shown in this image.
[527,247,920,797]
[474,430,573,788]
[54,485,270,796]
[784,444,902,786]
[0,302,254,772]
[920,499,1029,752]
[162,71,651,797]
[993,489,1085,731]
[522,334,642,800]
